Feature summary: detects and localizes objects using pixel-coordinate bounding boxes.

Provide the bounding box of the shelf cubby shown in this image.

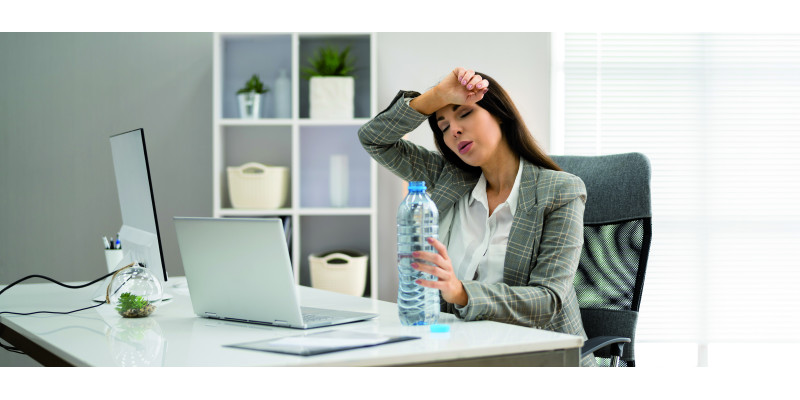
[297,34,372,119]
[220,34,292,120]
[299,125,371,209]
[219,125,292,210]
[299,215,371,298]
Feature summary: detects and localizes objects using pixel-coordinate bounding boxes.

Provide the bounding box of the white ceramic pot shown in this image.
[309,76,354,119]
[237,92,262,119]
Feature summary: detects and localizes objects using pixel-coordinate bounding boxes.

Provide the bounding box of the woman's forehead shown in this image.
[435,104,462,121]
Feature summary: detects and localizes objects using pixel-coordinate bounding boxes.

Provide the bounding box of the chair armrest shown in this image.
[581,336,631,358]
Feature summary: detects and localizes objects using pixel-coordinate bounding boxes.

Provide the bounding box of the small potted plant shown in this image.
[302,45,357,119]
[115,292,156,318]
[237,74,270,119]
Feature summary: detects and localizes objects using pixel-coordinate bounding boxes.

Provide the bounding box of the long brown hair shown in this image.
[427,72,561,173]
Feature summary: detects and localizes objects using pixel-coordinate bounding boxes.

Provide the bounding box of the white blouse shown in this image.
[439,159,523,285]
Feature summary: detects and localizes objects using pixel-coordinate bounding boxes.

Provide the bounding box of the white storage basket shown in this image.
[227,162,289,209]
[309,250,368,297]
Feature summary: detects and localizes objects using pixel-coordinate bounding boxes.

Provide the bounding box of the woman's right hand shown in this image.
[409,67,490,115]
[434,67,490,106]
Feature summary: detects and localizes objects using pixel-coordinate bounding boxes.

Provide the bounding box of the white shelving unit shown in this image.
[212,32,379,299]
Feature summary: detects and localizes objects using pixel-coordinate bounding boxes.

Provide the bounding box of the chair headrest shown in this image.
[550,153,652,225]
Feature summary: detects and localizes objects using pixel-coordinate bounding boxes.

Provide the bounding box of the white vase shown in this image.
[310,76,354,119]
[273,69,291,119]
[237,92,261,119]
[329,154,349,207]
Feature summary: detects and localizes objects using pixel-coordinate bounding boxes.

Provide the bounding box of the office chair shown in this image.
[551,153,652,367]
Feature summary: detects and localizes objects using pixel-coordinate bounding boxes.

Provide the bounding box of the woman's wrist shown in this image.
[451,281,468,307]
[409,85,447,116]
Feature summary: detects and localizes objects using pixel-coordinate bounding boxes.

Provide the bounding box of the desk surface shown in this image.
[1,277,582,367]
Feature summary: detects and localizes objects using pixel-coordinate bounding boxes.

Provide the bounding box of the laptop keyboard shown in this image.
[302,313,334,322]
[301,307,370,322]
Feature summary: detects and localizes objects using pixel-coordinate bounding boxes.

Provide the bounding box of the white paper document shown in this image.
[226,330,419,356]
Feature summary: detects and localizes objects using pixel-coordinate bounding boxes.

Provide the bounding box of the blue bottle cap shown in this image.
[408,181,427,192]
[430,324,450,333]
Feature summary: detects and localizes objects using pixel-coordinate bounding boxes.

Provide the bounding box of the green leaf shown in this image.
[302,44,357,79]
[115,292,149,313]
[237,74,270,94]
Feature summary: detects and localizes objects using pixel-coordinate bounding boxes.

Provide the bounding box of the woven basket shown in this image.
[309,250,368,296]
[226,162,289,209]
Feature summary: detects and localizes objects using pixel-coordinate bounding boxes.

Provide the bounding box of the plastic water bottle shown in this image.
[397,181,440,326]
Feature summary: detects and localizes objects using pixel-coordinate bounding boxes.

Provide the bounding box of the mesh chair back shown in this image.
[551,153,652,367]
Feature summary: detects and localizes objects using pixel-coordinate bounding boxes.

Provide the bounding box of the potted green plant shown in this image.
[237,74,270,119]
[115,292,156,318]
[303,45,357,119]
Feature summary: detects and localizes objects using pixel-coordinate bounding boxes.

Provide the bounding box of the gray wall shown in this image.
[0,33,213,287]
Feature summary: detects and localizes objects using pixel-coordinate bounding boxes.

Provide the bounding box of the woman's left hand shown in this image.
[412,237,468,306]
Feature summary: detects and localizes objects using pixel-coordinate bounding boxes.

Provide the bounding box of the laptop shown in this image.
[173,217,377,329]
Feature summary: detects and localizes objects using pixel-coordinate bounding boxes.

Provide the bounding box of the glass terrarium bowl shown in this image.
[107,264,163,318]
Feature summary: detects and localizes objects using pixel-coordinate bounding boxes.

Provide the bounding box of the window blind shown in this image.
[553,33,800,343]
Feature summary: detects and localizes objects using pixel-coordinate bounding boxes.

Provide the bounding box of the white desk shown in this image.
[0,277,582,367]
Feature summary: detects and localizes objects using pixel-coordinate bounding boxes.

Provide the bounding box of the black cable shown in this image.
[0,341,24,354]
[0,269,125,317]
[0,270,117,298]
[0,326,25,354]
[0,302,106,316]
[0,269,128,356]
[0,327,25,355]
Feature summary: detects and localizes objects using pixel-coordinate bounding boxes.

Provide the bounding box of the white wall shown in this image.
[374,33,552,301]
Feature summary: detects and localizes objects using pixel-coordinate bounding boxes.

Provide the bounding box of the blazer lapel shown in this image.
[428,159,540,286]
[429,164,479,215]
[504,160,540,285]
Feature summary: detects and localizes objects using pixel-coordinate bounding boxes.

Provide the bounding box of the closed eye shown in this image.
[440,111,471,133]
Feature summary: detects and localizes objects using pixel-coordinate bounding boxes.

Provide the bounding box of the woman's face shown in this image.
[435,103,504,167]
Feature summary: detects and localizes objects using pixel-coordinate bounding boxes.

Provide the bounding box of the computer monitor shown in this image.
[109,128,168,283]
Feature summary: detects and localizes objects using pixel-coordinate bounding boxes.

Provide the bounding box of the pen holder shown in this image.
[105,249,124,273]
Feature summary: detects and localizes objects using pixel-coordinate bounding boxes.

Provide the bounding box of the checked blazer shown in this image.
[359,91,595,367]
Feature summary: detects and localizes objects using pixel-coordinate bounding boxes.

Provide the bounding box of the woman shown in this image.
[359,68,595,367]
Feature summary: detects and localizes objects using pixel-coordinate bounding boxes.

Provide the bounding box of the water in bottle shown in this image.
[397,181,440,326]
